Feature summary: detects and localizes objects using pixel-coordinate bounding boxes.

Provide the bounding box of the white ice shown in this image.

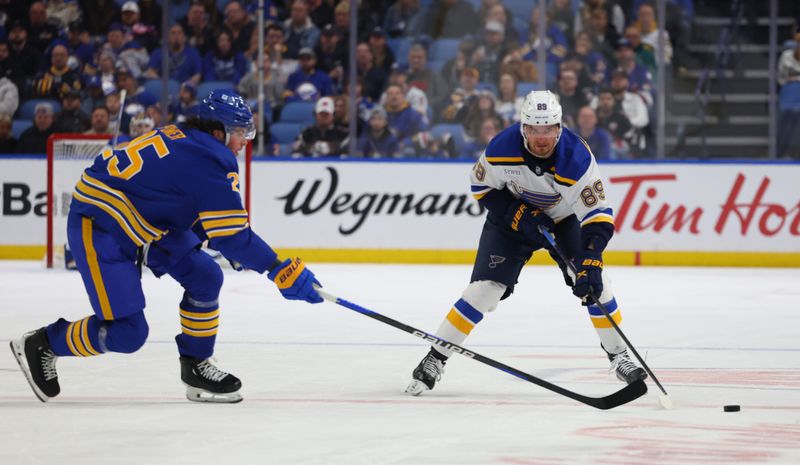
[1,260,799,465]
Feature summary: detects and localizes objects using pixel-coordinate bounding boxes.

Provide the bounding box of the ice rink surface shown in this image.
[0,260,798,465]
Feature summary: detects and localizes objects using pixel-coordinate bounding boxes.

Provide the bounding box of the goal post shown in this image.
[46,133,252,268]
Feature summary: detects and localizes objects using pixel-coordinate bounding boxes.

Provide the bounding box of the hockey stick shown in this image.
[315,287,647,410]
[538,226,672,406]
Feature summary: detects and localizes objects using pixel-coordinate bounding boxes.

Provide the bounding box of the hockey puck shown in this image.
[723,405,741,412]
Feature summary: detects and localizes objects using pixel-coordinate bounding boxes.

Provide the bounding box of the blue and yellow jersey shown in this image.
[470,123,614,233]
[70,124,277,273]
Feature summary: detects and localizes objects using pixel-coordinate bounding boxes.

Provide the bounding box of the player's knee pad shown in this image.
[462,280,507,313]
[100,312,149,354]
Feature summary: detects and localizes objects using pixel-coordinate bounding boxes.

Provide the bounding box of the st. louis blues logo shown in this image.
[488,255,506,269]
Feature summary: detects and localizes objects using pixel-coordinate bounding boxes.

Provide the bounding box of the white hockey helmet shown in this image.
[519,90,563,146]
[129,112,155,137]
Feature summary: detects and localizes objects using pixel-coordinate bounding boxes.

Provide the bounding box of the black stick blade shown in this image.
[591,379,648,410]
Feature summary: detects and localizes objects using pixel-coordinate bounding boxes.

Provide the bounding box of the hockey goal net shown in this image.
[46,133,252,268]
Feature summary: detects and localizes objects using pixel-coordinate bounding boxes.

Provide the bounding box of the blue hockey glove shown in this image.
[268,257,323,304]
[505,201,555,243]
[572,252,604,301]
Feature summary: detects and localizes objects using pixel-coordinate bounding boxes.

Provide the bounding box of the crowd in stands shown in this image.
[0,0,698,159]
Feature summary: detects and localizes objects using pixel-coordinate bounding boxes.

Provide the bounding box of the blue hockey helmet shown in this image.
[198,89,256,140]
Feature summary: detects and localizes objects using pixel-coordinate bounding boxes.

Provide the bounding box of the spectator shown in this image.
[480,3,520,50]
[380,66,429,123]
[471,20,511,85]
[283,0,320,60]
[357,106,400,158]
[560,55,596,99]
[592,87,641,158]
[238,48,288,108]
[314,24,346,86]
[355,43,388,102]
[607,70,649,150]
[96,51,118,91]
[778,31,800,86]
[407,43,451,113]
[586,6,619,67]
[0,41,12,81]
[495,72,523,126]
[576,105,613,160]
[120,1,159,52]
[54,89,91,133]
[368,27,396,75]
[203,30,247,85]
[0,76,19,116]
[556,68,588,128]
[575,0,625,38]
[333,1,351,50]
[612,38,653,106]
[307,0,334,29]
[461,91,501,140]
[65,20,96,73]
[119,39,151,80]
[572,30,609,88]
[292,96,349,157]
[223,1,255,54]
[25,1,60,54]
[463,117,501,159]
[30,43,82,100]
[263,23,297,78]
[383,0,423,38]
[634,3,672,66]
[0,114,17,154]
[7,21,43,94]
[180,2,216,56]
[518,7,569,72]
[102,22,128,56]
[84,106,111,135]
[285,47,334,101]
[384,83,428,156]
[116,68,157,116]
[17,102,55,154]
[145,24,203,86]
[441,37,475,90]
[623,25,656,77]
[168,81,200,123]
[422,0,479,39]
[45,0,81,29]
[80,0,120,37]
[548,0,575,44]
[105,91,127,136]
[81,76,111,115]
[441,67,480,122]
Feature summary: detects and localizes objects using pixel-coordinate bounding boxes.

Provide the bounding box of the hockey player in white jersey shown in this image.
[406,90,647,396]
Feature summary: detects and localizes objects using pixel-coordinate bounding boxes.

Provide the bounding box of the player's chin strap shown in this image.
[313,285,647,410]
[538,226,672,407]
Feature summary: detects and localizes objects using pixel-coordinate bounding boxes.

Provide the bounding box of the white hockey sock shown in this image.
[432,281,506,358]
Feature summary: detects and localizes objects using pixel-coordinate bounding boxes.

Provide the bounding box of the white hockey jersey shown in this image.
[470,123,614,230]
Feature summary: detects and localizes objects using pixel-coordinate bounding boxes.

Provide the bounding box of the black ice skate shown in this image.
[405,349,447,396]
[606,348,648,384]
[180,356,243,403]
[9,328,60,402]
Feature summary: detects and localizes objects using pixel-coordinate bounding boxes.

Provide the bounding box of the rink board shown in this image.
[1,157,799,266]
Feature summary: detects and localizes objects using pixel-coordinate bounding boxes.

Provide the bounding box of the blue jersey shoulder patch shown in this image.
[553,128,592,187]
[485,123,526,165]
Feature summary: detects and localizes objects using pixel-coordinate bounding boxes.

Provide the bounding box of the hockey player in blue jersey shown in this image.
[10,89,323,403]
[406,90,647,396]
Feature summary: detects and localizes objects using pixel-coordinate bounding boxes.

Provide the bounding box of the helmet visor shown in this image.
[522,123,560,138]
[227,121,256,141]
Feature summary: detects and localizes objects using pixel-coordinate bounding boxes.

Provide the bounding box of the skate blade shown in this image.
[404,380,430,397]
[9,339,51,403]
[185,386,243,404]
